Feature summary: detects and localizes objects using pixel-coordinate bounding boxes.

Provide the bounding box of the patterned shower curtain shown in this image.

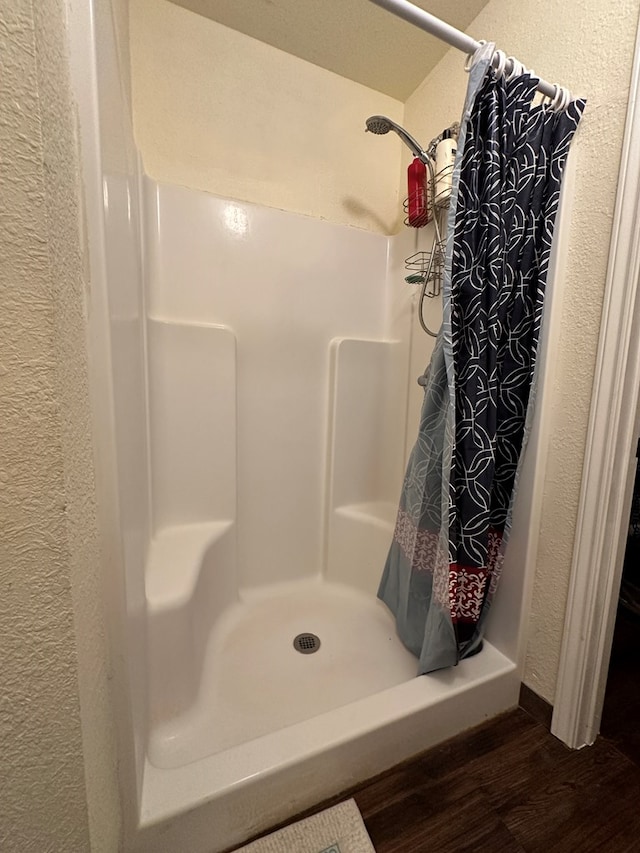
[378,45,586,674]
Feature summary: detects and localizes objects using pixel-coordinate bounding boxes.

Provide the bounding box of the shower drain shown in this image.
[293,633,321,654]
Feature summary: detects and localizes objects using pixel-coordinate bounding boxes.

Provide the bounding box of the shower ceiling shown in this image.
[168,0,491,100]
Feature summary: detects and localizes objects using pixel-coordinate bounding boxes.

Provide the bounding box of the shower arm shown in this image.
[402,124,460,165]
[366,116,459,166]
[391,126,430,165]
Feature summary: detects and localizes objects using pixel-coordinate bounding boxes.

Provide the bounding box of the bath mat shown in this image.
[233,799,376,853]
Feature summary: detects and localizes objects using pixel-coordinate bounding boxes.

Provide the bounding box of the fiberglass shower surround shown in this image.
[78,0,585,850]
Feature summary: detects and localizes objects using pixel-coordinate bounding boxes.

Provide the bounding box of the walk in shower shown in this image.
[138,180,526,853]
[71,1,568,851]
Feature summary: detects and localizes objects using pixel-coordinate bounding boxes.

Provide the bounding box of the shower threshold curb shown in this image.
[132,643,517,853]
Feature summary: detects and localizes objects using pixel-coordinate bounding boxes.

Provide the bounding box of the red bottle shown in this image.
[407,157,430,227]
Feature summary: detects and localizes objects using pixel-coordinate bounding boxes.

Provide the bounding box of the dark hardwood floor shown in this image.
[352,708,640,852]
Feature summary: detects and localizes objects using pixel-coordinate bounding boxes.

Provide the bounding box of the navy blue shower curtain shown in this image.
[379,46,586,674]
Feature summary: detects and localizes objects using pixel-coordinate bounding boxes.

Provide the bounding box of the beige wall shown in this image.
[130,0,404,234]
[405,0,640,701]
[0,1,120,851]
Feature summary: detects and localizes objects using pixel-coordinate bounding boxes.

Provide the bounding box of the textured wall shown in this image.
[129,0,404,234]
[0,0,120,850]
[404,0,640,701]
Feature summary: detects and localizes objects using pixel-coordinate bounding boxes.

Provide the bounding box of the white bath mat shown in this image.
[233,799,376,853]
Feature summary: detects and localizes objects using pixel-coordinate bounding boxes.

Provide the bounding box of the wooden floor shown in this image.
[351,708,640,852]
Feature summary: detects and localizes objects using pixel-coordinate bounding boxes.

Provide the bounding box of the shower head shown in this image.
[365,115,429,163]
[365,115,395,135]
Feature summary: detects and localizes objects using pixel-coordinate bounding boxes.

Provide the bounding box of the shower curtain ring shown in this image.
[464,39,486,72]
[550,83,571,112]
[505,57,524,81]
[541,83,559,108]
[560,86,572,110]
[492,49,508,78]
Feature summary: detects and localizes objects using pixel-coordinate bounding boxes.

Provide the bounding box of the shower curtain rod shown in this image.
[369,0,559,100]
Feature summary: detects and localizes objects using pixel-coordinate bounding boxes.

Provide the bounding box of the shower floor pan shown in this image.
[137,576,519,853]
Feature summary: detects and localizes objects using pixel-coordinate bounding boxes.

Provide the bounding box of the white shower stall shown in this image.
[71,2,566,851]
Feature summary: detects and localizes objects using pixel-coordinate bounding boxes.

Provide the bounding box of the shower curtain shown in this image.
[379,45,586,674]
